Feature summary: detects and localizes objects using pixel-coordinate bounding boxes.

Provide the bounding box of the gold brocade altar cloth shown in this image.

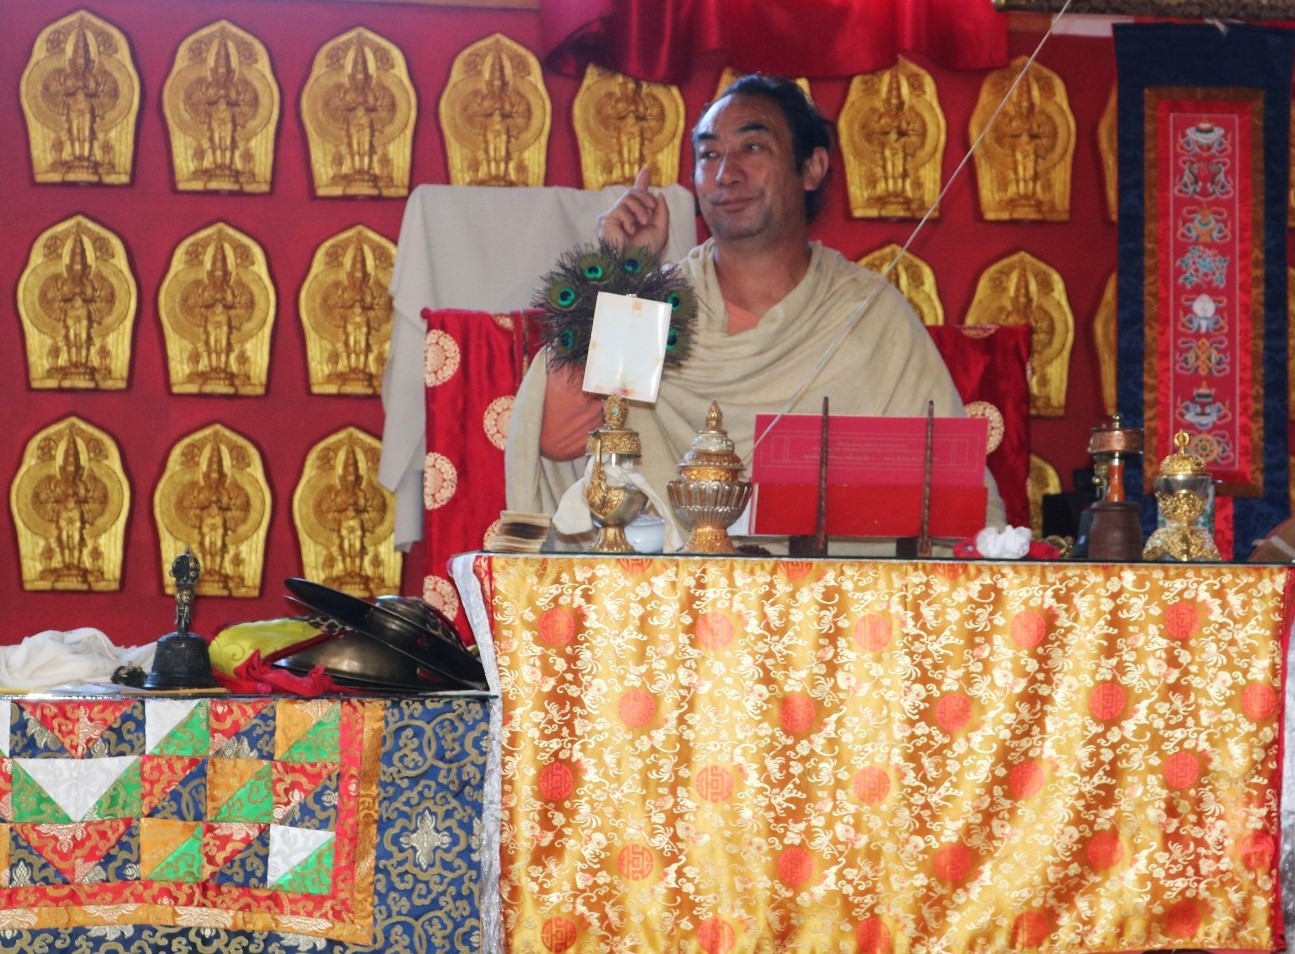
[456,555,1293,954]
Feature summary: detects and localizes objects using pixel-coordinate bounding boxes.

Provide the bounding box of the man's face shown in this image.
[692,94,813,246]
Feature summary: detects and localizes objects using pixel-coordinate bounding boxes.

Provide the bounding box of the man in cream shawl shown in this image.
[507,74,1004,551]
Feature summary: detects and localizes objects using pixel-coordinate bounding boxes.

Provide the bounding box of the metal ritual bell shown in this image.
[144,550,218,690]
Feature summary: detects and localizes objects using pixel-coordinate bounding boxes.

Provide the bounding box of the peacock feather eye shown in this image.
[584,263,604,280]
[623,256,642,274]
[558,328,576,350]
[667,292,682,310]
[576,250,614,283]
[547,283,579,309]
[666,328,679,349]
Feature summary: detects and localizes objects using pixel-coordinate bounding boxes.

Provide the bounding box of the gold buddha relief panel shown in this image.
[1094,271,1119,417]
[293,428,401,598]
[154,424,271,598]
[158,222,276,395]
[970,57,1075,221]
[162,20,280,194]
[858,243,946,326]
[966,250,1076,417]
[10,416,130,592]
[839,59,947,220]
[21,9,140,185]
[18,214,137,389]
[299,225,396,396]
[438,33,551,187]
[573,64,684,189]
[300,28,415,198]
[1099,85,1118,224]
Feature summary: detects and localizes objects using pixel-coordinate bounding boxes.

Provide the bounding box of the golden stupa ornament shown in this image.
[158,222,276,395]
[970,57,1075,221]
[857,243,945,326]
[20,9,140,185]
[293,427,401,597]
[966,250,1075,417]
[9,416,130,592]
[17,214,137,389]
[154,424,271,598]
[839,59,946,220]
[161,20,280,193]
[573,64,684,189]
[667,402,752,554]
[584,395,648,553]
[1143,431,1222,562]
[299,225,396,395]
[300,28,415,198]
[438,33,551,187]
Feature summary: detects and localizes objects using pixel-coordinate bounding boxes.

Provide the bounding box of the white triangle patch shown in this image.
[17,756,137,821]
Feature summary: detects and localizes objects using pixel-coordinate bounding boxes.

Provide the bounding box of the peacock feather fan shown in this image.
[532,240,698,372]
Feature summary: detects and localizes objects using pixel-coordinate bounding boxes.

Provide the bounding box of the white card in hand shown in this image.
[582,291,670,402]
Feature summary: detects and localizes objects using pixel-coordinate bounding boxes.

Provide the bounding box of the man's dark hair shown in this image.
[695,72,836,222]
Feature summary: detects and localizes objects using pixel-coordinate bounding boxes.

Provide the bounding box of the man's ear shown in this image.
[801,146,829,191]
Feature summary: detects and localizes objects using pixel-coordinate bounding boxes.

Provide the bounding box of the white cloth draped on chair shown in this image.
[379,183,699,549]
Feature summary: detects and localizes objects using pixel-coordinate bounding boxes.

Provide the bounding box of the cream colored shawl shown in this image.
[506,240,1004,548]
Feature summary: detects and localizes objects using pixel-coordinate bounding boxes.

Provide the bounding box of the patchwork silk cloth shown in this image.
[473,555,1292,954]
[0,695,489,953]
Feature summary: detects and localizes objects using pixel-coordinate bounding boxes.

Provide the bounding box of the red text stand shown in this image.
[749,414,989,548]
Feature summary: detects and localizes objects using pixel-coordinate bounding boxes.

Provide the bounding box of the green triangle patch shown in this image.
[11,763,71,824]
[154,705,210,757]
[148,825,204,883]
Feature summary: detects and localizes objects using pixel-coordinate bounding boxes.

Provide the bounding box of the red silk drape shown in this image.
[541,0,1009,84]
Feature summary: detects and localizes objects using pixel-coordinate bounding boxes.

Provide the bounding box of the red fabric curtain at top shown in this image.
[540,0,1008,84]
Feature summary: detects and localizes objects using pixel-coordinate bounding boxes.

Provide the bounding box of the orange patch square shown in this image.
[140,817,201,877]
[853,613,893,652]
[777,844,816,887]
[697,917,737,954]
[1009,609,1047,649]
[540,915,579,952]
[1012,910,1052,948]
[1007,759,1045,800]
[856,917,892,954]
[615,844,655,881]
[1089,681,1126,721]
[1166,898,1205,939]
[1086,830,1123,870]
[1163,751,1201,790]
[853,766,891,804]
[694,765,736,803]
[1239,830,1275,871]
[1164,600,1202,640]
[1241,681,1279,721]
[617,688,656,729]
[538,761,576,802]
[694,612,734,650]
[932,843,972,883]
[538,607,578,648]
[779,693,816,734]
[934,692,972,732]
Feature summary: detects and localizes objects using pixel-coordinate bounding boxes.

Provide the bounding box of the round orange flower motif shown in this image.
[1163,600,1201,641]
[697,918,736,954]
[855,917,892,954]
[1239,831,1275,871]
[853,613,893,652]
[538,761,575,801]
[1088,681,1126,722]
[540,916,579,952]
[777,845,815,887]
[779,693,816,734]
[1012,910,1052,948]
[932,843,972,884]
[934,692,972,732]
[423,453,459,510]
[694,612,734,650]
[618,688,656,728]
[424,329,461,387]
[853,766,891,804]
[1241,681,1278,721]
[1166,898,1205,939]
[538,607,577,648]
[1163,751,1200,790]
[1085,830,1122,870]
[1007,759,1045,800]
[483,395,513,451]
[616,844,655,881]
[694,765,736,803]
[1009,609,1047,649]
